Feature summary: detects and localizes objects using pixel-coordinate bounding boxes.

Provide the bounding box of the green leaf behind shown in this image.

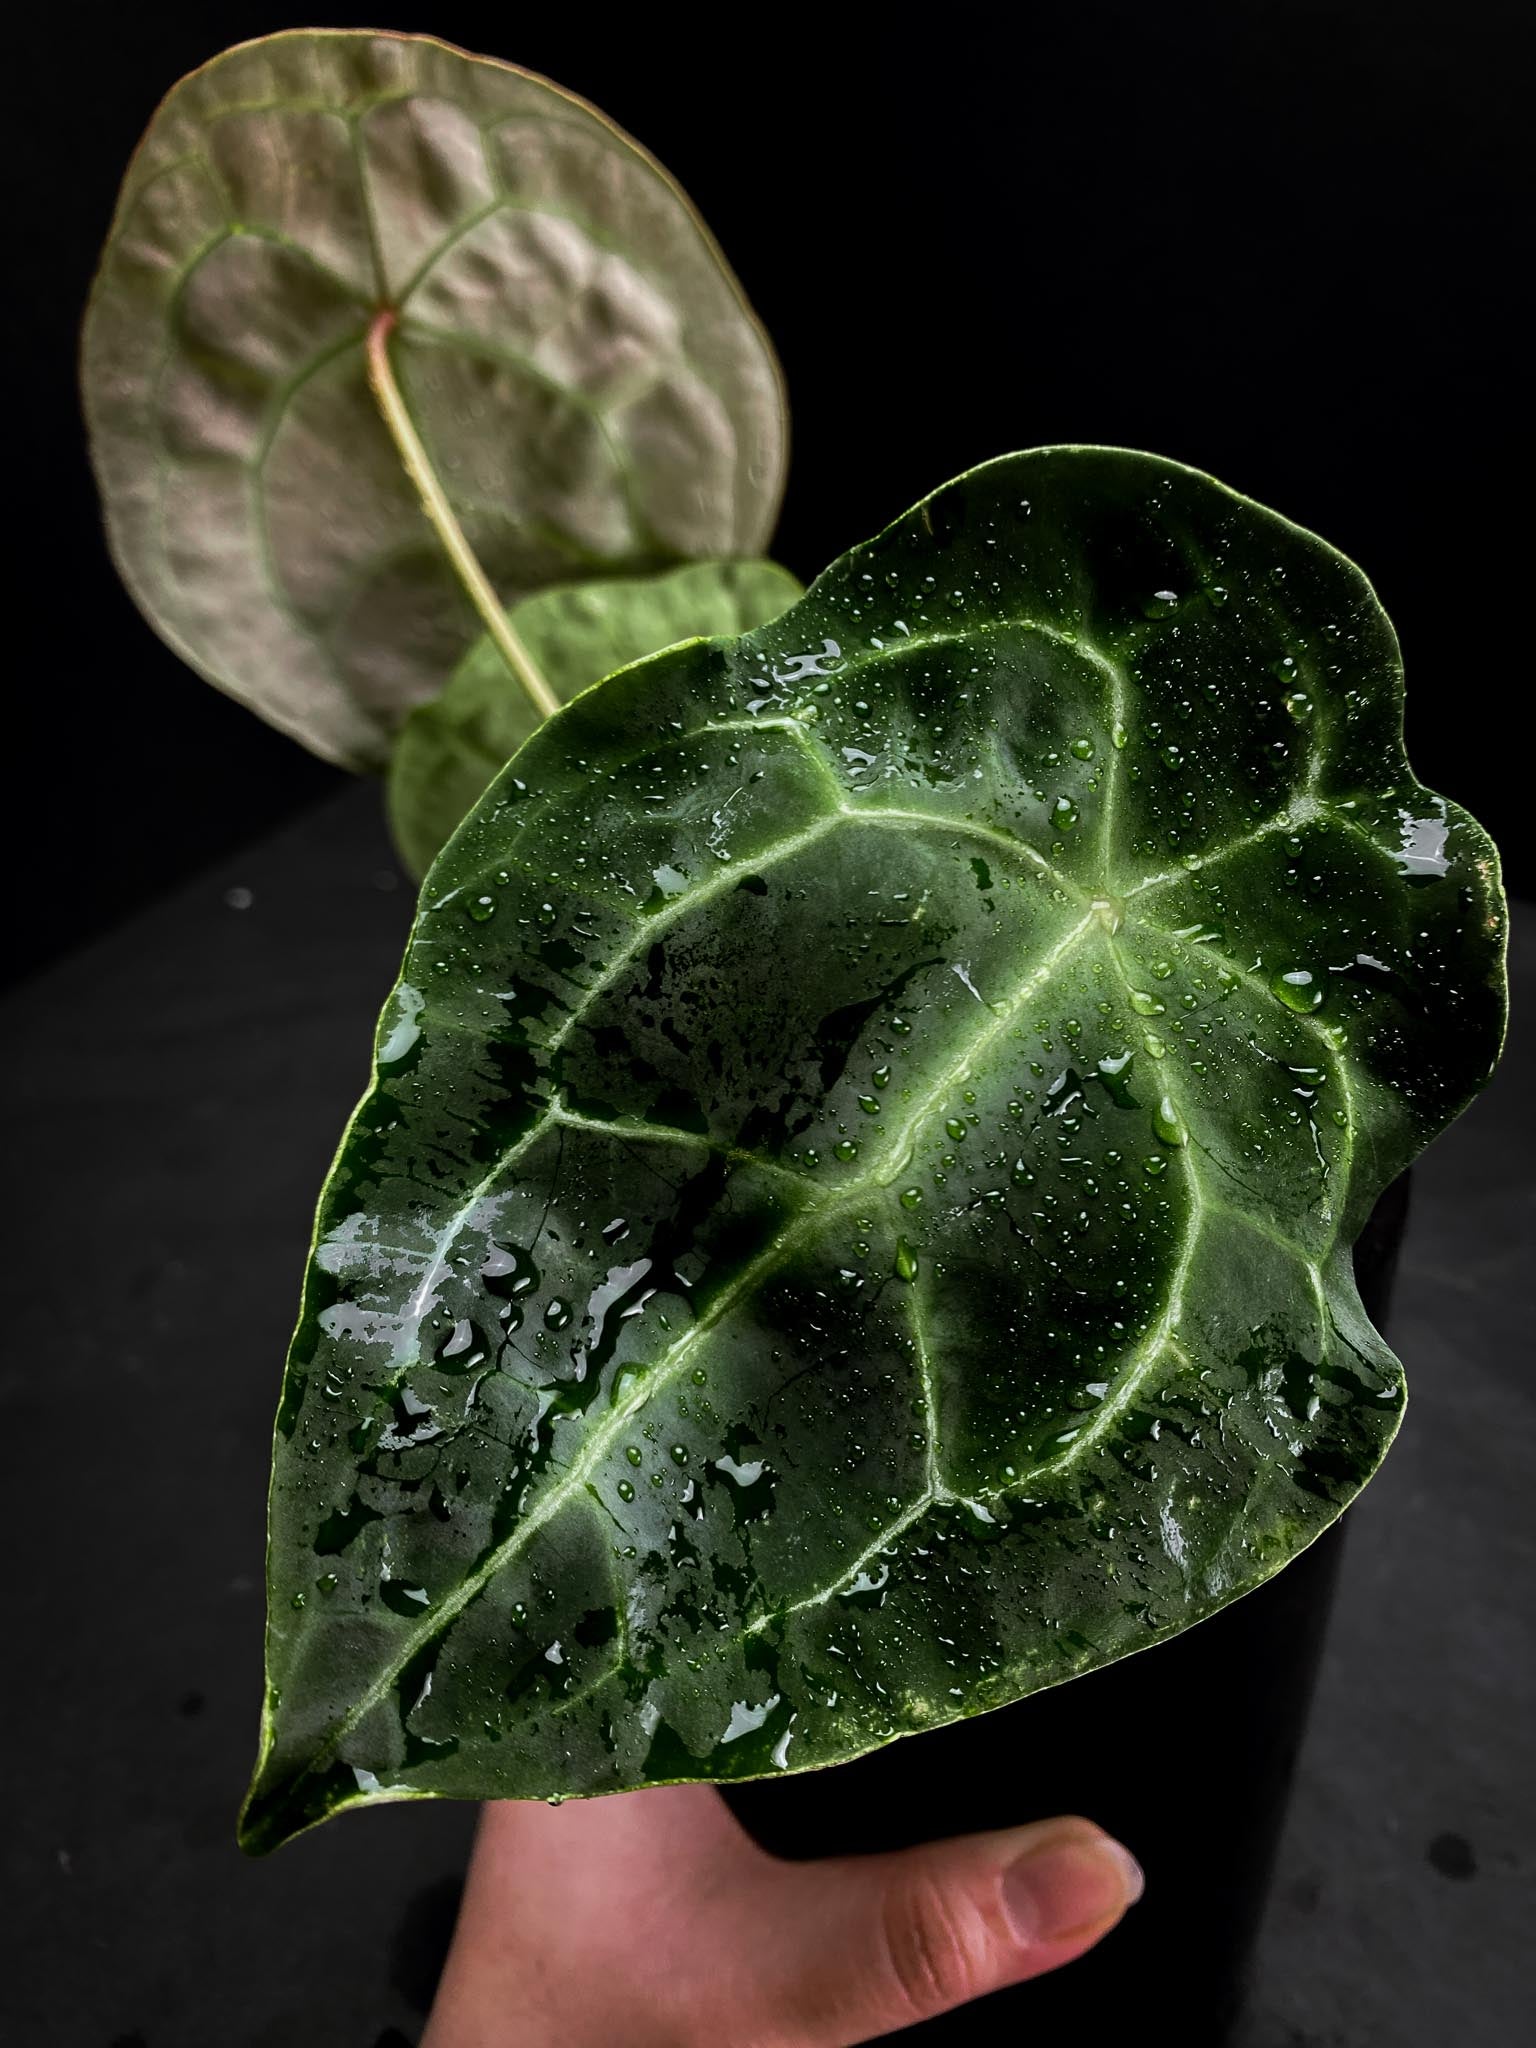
[241,447,1506,1852]
[388,560,804,876]
[82,29,788,768]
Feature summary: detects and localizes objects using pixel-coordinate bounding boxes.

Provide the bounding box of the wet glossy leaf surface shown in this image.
[387,561,803,877]
[82,29,787,769]
[243,448,1506,1850]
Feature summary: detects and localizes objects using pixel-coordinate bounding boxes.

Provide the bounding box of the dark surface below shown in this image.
[2,785,1529,2047]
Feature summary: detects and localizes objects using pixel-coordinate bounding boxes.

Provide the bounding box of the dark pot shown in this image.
[724,1176,1411,2045]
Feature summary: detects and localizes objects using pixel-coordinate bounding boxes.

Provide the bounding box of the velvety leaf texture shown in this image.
[388,560,804,878]
[82,29,787,769]
[243,448,1506,1852]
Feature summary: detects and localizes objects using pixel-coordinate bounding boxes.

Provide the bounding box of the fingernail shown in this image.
[1003,1832,1144,1944]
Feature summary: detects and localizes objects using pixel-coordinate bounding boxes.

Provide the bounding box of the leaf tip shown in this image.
[236,1713,364,1856]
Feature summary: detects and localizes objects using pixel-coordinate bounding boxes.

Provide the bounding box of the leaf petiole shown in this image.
[364,308,561,724]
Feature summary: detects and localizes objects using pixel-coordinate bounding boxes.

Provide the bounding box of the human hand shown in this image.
[422,1784,1143,2046]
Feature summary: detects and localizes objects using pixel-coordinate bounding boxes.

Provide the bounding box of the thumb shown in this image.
[744,1815,1143,2046]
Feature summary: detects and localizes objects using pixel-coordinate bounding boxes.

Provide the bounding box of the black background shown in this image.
[12,1,1530,985]
[5,15,1530,2044]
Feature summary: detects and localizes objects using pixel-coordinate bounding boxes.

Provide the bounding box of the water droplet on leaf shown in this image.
[1152,1095,1187,1146]
[1272,968,1324,1013]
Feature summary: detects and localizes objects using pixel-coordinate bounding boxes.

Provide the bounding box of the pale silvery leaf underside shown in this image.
[83,30,788,768]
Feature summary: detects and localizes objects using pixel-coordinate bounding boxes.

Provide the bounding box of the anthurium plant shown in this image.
[84,30,1507,1856]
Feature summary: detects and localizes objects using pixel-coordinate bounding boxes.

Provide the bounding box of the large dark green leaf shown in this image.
[387,560,804,877]
[82,30,787,769]
[241,447,1505,1852]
